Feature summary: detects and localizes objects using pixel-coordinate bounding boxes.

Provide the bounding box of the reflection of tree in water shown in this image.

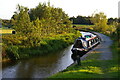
[15,60,35,78]
[15,54,60,78]
[2,61,19,70]
[2,46,73,78]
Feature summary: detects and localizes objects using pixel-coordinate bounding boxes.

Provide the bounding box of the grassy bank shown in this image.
[50,40,119,78]
[2,32,80,60]
[18,33,78,59]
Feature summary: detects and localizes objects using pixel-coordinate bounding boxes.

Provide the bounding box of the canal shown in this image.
[2,45,73,78]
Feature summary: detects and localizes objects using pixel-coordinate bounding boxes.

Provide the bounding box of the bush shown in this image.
[6,46,20,60]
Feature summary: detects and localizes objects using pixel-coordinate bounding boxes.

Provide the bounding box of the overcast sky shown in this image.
[0,0,119,19]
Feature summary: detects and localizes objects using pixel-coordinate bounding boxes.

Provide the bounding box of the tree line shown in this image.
[69,16,120,25]
[2,14,120,27]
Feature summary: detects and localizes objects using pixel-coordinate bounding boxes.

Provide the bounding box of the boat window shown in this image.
[84,35,91,38]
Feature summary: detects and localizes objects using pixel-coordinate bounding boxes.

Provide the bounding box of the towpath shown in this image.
[81,32,113,60]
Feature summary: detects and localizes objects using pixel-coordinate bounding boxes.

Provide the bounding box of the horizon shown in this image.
[0,0,119,20]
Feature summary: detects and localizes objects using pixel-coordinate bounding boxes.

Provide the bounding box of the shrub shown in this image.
[6,46,20,60]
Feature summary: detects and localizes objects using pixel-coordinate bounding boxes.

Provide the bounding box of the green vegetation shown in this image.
[71,12,118,36]
[91,12,109,32]
[69,16,93,25]
[2,2,81,60]
[2,33,80,60]
[72,24,94,31]
[69,15,119,25]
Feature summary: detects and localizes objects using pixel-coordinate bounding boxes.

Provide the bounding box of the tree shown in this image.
[29,2,72,34]
[91,12,109,32]
[12,5,33,35]
[108,18,119,25]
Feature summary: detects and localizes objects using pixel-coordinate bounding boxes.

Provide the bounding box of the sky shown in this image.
[0,0,119,19]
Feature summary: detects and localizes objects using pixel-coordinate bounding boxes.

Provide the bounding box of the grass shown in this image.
[73,24,94,27]
[49,41,120,78]
[73,24,94,31]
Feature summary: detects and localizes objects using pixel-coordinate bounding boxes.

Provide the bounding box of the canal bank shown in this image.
[50,33,119,78]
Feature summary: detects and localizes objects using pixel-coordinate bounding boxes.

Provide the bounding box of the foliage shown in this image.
[6,46,19,60]
[2,33,80,59]
[10,3,74,47]
[108,18,119,25]
[69,16,93,25]
[69,16,119,25]
[2,34,27,46]
[90,12,109,32]
[29,2,72,35]
[11,5,33,35]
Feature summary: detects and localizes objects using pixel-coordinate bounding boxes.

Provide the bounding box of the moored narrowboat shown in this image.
[71,32,101,57]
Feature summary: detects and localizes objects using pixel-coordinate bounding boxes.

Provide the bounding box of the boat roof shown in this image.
[80,31,97,41]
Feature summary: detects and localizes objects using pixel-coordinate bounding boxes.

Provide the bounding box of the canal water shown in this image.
[2,45,73,78]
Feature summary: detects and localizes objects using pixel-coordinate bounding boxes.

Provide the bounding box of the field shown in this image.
[73,24,94,31]
[0,27,14,34]
[73,24,94,27]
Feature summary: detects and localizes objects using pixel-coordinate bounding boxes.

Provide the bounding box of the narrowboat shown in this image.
[71,32,101,57]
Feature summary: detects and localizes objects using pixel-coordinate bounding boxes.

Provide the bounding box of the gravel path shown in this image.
[81,32,113,60]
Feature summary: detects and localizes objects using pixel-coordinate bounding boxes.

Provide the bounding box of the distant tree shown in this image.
[118,18,120,23]
[69,16,93,25]
[108,18,119,25]
[2,19,12,28]
[91,12,109,32]
[108,18,114,25]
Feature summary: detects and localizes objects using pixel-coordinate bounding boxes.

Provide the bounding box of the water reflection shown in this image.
[2,45,73,78]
